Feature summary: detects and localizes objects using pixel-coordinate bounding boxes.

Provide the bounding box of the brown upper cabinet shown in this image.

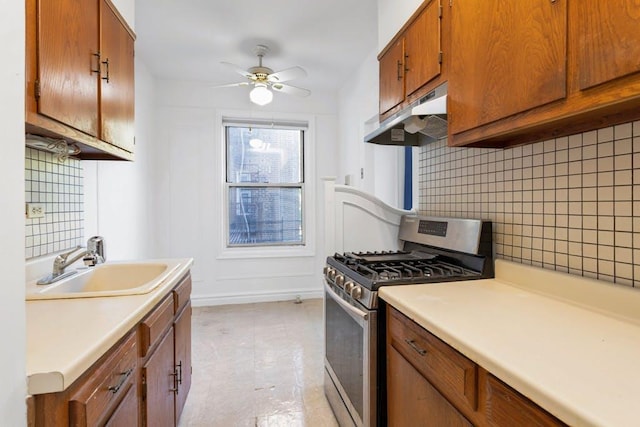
[379,39,406,116]
[448,0,640,148]
[26,0,135,160]
[448,1,567,136]
[378,0,445,119]
[576,1,640,91]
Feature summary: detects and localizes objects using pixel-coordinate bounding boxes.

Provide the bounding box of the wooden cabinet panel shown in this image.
[100,0,135,152]
[140,295,174,358]
[449,0,567,135]
[173,274,192,314]
[388,346,473,427]
[379,39,405,115]
[483,373,566,427]
[37,0,99,137]
[143,329,176,427]
[174,302,192,423]
[577,0,640,90]
[404,0,441,97]
[388,306,477,411]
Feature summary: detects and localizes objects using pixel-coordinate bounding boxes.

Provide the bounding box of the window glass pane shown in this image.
[226,127,302,184]
[228,187,303,246]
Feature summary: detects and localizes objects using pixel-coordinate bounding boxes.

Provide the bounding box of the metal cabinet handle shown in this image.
[405,54,410,72]
[108,368,133,394]
[91,52,101,74]
[169,368,179,394]
[405,339,427,356]
[101,59,110,83]
[176,361,183,385]
[397,60,403,80]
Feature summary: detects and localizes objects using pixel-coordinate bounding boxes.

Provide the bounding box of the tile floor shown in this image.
[178,299,339,426]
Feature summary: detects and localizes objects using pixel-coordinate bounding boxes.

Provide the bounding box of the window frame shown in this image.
[217,112,316,259]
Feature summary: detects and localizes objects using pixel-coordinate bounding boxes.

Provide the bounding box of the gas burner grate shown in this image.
[348,257,476,283]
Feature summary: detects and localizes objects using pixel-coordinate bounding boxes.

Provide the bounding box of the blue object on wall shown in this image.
[404,146,412,210]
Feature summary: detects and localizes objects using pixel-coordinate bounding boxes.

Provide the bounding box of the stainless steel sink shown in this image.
[26,261,182,300]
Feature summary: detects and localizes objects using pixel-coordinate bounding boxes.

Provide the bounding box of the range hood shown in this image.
[365,82,448,146]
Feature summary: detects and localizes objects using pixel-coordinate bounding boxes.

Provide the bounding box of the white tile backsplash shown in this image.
[419,120,640,287]
[25,148,84,259]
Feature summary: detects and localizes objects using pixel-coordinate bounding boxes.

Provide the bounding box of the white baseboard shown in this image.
[191,289,324,307]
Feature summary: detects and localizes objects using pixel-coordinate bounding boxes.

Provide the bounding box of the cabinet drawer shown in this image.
[173,274,192,314]
[69,331,137,427]
[483,373,566,427]
[388,306,477,411]
[140,295,174,357]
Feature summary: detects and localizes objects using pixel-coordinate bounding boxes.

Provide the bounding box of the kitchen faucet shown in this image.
[37,236,106,285]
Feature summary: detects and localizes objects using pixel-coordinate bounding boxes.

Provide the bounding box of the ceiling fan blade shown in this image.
[267,66,307,83]
[220,61,253,79]
[212,82,250,89]
[271,83,311,97]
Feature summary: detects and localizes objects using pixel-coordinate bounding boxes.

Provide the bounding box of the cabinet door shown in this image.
[449,0,567,135]
[388,346,473,427]
[37,0,99,137]
[104,384,138,427]
[379,39,405,115]
[143,329,176,427]
[404,0,441,97]
[100,0,135,152]
[174,302,192,423]
[577,0,640,90]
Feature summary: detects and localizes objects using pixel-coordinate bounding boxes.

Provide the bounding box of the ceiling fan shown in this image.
[216,44,311,106]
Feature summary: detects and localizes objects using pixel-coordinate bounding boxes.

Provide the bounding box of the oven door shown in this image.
[324,281,377,427]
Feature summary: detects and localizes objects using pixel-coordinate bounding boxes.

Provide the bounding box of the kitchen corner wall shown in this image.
[418,120,640,287]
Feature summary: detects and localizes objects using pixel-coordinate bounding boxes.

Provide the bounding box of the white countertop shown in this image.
[379,259,640,427]
[26,258,193,395]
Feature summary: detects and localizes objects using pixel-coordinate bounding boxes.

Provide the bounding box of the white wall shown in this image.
[151,82,339,305]
[336,49,405,208]
[377,0,422,50]
[84,59,158,260]
[0,2,27,425]
[110,0,134,29]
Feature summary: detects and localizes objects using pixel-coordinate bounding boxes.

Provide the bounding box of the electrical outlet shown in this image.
[26,203,46,219]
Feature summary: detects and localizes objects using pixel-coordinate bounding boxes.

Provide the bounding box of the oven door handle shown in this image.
[324,282,369,322]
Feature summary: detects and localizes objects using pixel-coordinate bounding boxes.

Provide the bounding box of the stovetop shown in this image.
[327,250,486,291]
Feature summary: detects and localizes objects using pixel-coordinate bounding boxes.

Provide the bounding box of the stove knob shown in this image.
[326,268,336,280]
[335,275,345,287]
[344,281,355,293]
[351,285,363,300]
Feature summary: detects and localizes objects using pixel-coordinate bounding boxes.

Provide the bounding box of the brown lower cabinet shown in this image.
[29,273,192,426]
[388,346,472,427]
[386,305,567,427]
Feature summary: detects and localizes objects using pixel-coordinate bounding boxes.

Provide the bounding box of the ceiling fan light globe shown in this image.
[249,84,273,106]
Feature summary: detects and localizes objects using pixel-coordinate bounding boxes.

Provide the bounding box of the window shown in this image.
[225,123,305,247]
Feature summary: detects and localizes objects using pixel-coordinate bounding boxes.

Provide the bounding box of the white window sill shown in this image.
[216,245,316,260]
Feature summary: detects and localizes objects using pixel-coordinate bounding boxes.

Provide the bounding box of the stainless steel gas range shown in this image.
[323,215,493,427]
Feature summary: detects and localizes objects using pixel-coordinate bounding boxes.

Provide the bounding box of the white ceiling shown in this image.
[134,0,379,96]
